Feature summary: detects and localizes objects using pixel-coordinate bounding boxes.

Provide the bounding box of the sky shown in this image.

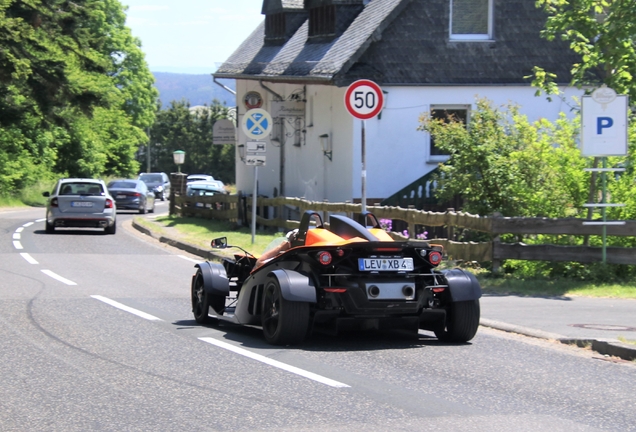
[122,0,264,74]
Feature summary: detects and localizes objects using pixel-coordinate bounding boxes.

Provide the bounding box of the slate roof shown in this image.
[215,0,578,87]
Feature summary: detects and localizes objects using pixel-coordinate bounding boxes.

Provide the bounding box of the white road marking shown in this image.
[91,295,162,321]
[12,233,20,240]
[20,253,38,265]
[178,255,200,263]
[16,227,24,233]
[198,337,350,388]
[13,241,23,250]
[23,222,35,227]
[41,269,77,285]
[35,219,45,223]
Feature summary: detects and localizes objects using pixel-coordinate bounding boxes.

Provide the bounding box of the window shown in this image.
[428,105,469,162]
[308,5,336,37]
[266,13,286,39]
[450,0,493,40]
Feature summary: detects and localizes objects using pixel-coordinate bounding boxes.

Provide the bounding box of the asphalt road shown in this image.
[1,205,635,432]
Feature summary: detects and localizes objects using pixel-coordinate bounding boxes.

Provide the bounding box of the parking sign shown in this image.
[581,87,628,156]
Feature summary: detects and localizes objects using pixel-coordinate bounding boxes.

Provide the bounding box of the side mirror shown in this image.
[42,192,50,197]
[211,237,228,249]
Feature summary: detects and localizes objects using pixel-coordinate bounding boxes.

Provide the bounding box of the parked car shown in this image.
[107,179,155,214]
[190,211,482,345]
[138,172,170,201]
[186,174,215,183]
[42,178,117,234]
[186,180,227,197]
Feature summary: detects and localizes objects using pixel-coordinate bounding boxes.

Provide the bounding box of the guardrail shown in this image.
[171,193,636,266]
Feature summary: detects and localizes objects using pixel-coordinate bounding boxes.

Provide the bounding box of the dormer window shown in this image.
[308,5,336,37]
[266,13,286,38]
[450,0,493,41]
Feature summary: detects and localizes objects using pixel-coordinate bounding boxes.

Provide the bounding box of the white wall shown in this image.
[354,85,584,200]
[235,80,583,202]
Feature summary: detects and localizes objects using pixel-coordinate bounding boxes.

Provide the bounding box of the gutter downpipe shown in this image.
[259,80,284,101]
[213,76,236,95]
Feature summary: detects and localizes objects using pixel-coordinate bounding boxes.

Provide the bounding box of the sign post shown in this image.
[242,108,273,243]
[344,79,384,213]
[580,86,628,263]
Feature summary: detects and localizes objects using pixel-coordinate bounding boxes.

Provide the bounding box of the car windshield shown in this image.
[139,174,162,182]
[59,182,103,195]
[108,181,137,189]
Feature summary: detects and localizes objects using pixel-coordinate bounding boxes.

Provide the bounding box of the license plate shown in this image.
[71,201,94,208]
[358,257,413,272]
[116,195,126,199]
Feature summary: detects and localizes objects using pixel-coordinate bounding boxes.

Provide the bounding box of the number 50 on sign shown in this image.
[344,80,384,120]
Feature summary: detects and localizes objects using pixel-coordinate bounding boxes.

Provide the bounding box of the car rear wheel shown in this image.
[261,277,309,345]
[45,222,55,234]
[105,222,116,235]
[434,299,480,343]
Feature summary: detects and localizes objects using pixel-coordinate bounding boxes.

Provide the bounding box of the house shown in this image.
[213,0,583,205]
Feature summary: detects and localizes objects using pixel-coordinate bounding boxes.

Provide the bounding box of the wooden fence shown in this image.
[171,193,636,266]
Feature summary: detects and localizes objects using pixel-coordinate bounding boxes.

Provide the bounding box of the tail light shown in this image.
[105,199,114,209]
[317,251,332,266]
[428,251,442,266]
[50,198,58,208]
[132,192,141,197]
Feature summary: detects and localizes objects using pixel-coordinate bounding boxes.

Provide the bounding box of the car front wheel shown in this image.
[192,271,212,324]
[261,277,309,345]
[434,299,480,343]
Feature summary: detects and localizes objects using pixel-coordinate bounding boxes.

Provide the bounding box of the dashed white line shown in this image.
[20,253,38,265]
[91,295,162,321]
[13,241,23,250]
[23,222,35,227]
[41,269,77,285]
[15,227,24,233]
[198,337,350,388]
[178,255,201,263]
[35,219,45,223]
[12,233,20,240]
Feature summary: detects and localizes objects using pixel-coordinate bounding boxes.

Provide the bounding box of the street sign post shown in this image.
[580,86,629,263]
[344,79,384,213]
[241,109,273,243]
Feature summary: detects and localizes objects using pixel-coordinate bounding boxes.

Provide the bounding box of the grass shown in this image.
[134,215,284,257]
[618,336,636,346]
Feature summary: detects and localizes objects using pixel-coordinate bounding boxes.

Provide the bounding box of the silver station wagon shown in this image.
[43,178,117,234]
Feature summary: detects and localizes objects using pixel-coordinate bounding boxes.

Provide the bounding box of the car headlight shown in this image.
[156,186,163,192]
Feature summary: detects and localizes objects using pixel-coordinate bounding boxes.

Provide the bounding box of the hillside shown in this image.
[152,72,236,109]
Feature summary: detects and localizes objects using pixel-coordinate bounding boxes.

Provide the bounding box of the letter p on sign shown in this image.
[597,117,613,135]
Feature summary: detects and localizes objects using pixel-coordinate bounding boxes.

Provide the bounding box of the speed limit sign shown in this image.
[344,79,384,120]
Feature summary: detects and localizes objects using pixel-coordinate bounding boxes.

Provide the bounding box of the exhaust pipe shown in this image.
[368,285,380,298]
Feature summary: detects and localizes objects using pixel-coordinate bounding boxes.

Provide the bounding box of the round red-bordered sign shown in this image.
[344,79,384,120]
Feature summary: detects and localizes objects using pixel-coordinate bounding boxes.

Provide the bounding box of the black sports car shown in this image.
[191,211,482,345]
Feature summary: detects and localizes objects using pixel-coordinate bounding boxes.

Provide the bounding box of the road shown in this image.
[1,204,635,432]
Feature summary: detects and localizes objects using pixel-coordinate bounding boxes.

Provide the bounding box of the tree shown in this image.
[419,98,588,218]
[146,100,235,183]
[0,0,157,191]
[531,0,636,101]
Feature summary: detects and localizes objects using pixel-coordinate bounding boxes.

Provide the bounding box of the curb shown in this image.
[131,219,221,262]
[132,219,636,362]
[480,318,636,361]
